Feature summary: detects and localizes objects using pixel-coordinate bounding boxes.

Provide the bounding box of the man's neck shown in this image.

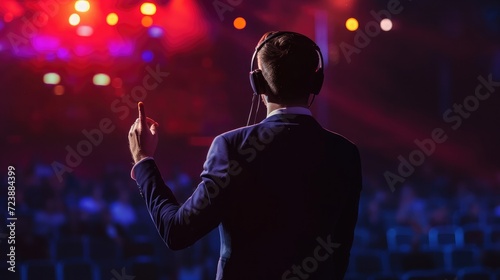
[266,102,309,116]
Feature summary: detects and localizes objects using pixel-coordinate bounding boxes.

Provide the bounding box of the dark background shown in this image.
[1,0,499,279]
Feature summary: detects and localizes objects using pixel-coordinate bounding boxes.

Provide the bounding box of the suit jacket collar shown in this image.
[267,107,312,117]
[260,113,322,128]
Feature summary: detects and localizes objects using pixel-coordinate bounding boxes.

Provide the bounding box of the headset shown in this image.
[246,31,325,126]
[249,31,325,97]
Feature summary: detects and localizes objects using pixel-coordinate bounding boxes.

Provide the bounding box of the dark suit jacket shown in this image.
[133,113,362,279]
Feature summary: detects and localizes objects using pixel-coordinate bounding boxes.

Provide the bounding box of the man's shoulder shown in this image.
[216,121,266,139]
[323,129,358,148]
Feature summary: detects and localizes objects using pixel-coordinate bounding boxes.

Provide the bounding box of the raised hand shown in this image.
[128,102,159,164]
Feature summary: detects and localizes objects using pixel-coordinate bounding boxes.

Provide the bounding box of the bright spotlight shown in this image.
[233,17,246,30]
[93,73,110,86]
[141,16,153,27]
[141,50,154,62]
[75,0,90,13]
[148,26,163,38]
[345,17,359,31]
[106,13,119,26]
[140,3,157,16]
[380,18,393,31]
[43,73,61,85]
[69,13,80,26]
[76,25,93,36]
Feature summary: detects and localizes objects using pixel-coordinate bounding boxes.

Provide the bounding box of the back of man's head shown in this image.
[257,31,322,105]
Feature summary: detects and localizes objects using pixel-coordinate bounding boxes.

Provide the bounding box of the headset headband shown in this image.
[250,31,324,74]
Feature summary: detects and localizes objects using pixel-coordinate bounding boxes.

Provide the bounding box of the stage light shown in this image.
[93,74,110,86]
[75,0,90,13]
[141,50,154,62]
[54,85,65,95]
[106,13,119,26]
[57,48,70,60]
[141,16,153,27]
[43,73,61,85]
[233,17,246,30]
[69,13,80,26]
[148,26,163,38]
[380,18,393,31]
[346,17,359,31]
[76,25,93,36]
[140,3,157,16]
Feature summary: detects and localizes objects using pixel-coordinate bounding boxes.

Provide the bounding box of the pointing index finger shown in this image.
[138,102,146,126]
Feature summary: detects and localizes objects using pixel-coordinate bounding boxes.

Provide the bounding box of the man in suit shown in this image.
[128,31,362,279]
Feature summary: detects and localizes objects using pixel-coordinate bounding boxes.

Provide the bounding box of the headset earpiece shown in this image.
[249,69,267,96]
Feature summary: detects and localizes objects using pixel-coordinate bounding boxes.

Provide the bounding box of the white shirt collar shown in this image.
[267,106,312,118]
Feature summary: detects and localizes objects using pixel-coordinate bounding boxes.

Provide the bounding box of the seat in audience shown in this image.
[401,269,456,280]
[97,260,123,280]
[130,256,161,279]
[88,236,121,261]
[400,269,439,280]
[457,266,495,280]
[353,227,371,248]
[386,226,414,251]
[488,226,500,246]
[123,236,156,259]
[350,249,389,275]
[428,225,464,248]
[53,236,89,260]
[343,273,366,280]
[389,249,445,272]
[20,260,58,280]
[444,245,481,270]
[57,259,99,280]
[367,273,400,280]
[481,248,500,269]
[462,224,486,247]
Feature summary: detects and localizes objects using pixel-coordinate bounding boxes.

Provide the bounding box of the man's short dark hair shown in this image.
[257,31,321,104]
